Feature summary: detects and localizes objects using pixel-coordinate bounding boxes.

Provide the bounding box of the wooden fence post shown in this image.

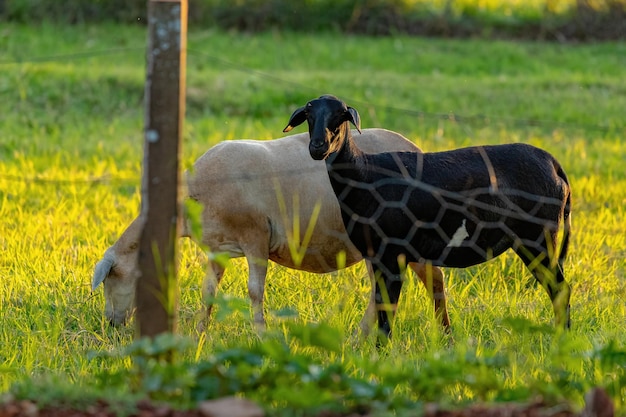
[136,0,187,338]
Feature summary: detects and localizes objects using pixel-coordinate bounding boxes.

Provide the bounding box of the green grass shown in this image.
[1,23,625,415]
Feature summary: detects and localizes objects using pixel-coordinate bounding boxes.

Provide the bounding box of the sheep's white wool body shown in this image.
[92,129,450,334]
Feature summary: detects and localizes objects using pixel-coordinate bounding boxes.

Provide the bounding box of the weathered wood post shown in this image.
[136,0,187,338]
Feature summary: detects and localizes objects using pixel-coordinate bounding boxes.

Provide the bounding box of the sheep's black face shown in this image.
[283,95,361,161]
[308,97,348,160]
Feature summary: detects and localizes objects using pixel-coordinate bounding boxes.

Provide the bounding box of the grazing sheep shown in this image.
[92,130,450,333]
[284,95,572,341]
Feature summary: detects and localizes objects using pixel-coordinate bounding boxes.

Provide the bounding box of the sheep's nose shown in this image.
[309,143,326,160]
[107,314,127,327]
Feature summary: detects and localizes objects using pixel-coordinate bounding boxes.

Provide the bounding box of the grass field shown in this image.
[1,23,625,415]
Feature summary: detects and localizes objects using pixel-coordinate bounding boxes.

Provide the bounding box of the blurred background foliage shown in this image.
[1,0,624,41]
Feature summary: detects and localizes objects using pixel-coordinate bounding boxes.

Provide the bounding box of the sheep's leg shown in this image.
[409,262,451,332]
[202,261,226,325]
[375,269,404,343]
[246,256,268,331]
[359,261,378,337]
[515,245,571,329]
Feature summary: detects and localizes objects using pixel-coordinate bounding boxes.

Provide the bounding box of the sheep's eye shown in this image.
[108,266,121,279]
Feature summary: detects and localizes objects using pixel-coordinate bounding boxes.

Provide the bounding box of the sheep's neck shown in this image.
[325,128,369,184]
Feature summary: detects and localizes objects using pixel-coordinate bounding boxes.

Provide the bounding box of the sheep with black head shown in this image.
[284,94,572,342]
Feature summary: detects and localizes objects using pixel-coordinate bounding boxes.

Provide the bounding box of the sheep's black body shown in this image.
[284,95,572,341]
[328,144,569,270]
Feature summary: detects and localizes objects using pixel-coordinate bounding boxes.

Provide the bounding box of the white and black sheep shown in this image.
[284,95,572,340]
[92,130,450,333]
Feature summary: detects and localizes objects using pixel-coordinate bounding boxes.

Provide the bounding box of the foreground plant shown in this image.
[80,314,625,415]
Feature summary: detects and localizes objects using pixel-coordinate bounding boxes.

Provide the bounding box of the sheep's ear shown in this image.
[347,107,361,133]
[92,257,114,291]
[283,106,307,133]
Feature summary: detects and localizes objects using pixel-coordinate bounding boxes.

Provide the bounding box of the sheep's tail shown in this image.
[556,164,571,271]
